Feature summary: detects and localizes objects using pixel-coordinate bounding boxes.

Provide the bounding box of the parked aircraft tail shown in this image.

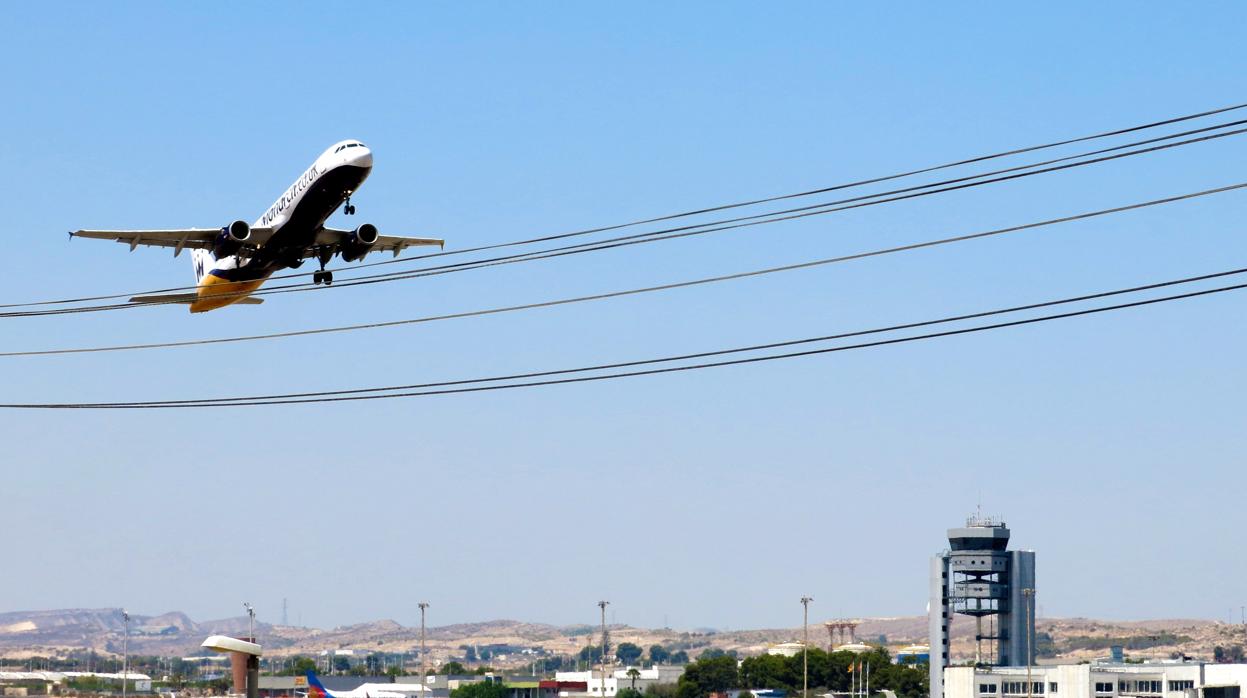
[307,672,331,698]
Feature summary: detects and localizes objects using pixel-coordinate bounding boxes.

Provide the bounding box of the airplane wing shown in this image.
[314,227,445,258]
[70,228,276,256]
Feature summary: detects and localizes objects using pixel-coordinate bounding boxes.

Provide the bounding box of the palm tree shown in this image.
[627,668,641,691]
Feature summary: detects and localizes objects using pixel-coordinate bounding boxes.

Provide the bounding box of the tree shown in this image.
[441,661,468,675]
[387,666,403,677]
[618,690,645,698]
[645,684,679,698]
[580,645,605,664]
[1034,632,1057,659]
[540,656,573,672]
[676,655,739,698]
[669,650,689,665]
[739,654,792,690]
[627,668,642,690]
[868,662,928,698]
[649,646,671,665]
[618,643,644,666]
[451,682,510,698]
[280,657,318,676]
[333,656,351,673]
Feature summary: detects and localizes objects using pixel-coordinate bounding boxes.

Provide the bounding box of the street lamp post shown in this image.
[243,603,255,641]
[1023,589,1035,698]
[121,610,130,698]
[419,602,430,681]
[800,597,813,698]
[599,601,610,698]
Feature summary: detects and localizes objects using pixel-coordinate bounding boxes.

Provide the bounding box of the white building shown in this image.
[555,667,685,697]
[945,662,1247,698]
[767,642,808,658]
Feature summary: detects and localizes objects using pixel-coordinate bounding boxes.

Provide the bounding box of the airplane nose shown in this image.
[352,148,373,169]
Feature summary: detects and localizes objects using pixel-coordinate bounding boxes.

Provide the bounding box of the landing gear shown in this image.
[343,194,356,216]
[313,248,334,286]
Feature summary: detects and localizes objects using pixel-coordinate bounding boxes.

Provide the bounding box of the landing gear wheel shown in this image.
[313,247,335,286]
[345,204,356,215]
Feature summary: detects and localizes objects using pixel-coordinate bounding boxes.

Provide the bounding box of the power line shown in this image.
[10,266,1246,409]
[6,181,1242,357]
[7,118,1247,318]
[150,119,1247,306]
[6,102,1246,311]
[268,120,1247,293]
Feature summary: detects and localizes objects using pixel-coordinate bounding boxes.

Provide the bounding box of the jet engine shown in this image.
[339,223,379,262]
[213,220,251,258]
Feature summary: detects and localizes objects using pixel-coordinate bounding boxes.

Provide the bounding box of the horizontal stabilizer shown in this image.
[129,294,264,305]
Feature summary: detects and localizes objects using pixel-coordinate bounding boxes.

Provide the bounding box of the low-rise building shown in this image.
[553,667,684,697]
[945,661,1247,698]
[0,671,153,696]
[767,643,808,658]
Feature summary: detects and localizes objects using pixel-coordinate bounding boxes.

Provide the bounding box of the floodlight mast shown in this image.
[418,602,430,682]
[243,602,255,641]
[121,610,130,698]
[800,597,813,698]
[598,601,610,698]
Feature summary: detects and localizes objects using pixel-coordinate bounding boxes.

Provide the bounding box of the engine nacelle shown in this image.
[339,223,379,262]
[213,220,251,258]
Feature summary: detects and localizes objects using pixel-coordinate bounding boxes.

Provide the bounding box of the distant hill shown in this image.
[0,608,1242,666]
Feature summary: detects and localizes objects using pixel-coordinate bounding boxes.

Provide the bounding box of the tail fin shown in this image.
[192,249,212,284]
[307,672,332,698]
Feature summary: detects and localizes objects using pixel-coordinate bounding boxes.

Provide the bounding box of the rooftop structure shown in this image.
[825,620,861,650]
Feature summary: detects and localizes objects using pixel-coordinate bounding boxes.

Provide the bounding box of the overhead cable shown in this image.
[5,181,1243,357]
[8,266,1246,409]
[6,120,1247,318]
[5,102,1246,311]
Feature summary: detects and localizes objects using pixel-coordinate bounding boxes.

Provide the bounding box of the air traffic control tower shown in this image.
[929,516,1035,698]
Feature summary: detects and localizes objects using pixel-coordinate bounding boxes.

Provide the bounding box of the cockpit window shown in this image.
[335,146,344,153]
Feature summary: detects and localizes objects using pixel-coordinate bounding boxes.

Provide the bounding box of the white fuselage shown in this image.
[190,140,373,312]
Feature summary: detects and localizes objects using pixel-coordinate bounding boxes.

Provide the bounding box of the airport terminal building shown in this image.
[945,661,1247,698]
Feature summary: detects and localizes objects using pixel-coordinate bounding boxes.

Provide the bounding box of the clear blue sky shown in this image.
[3,1,1246,631]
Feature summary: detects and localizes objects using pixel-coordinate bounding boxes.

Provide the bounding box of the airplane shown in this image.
[70,140,444,313]
[305,671,428,698]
